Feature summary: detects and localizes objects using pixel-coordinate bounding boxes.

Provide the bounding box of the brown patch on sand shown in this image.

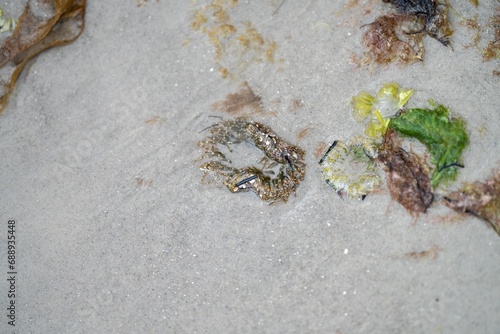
[405,245,442,260]
[314,141,329,160]
[212,82,263,116]
[135,177,154,188]
[296,128,311,141]
[287,99,303,113]
[190,1,277,78]
[483,8,500,61]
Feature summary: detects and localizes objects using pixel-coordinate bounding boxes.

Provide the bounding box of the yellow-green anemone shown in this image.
[351,91,376,122]
[351,83,414,139]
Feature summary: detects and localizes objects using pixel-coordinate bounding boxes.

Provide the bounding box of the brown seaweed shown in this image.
[483,8,500,61]
[377,129,434,215]
[382,0,453,46]
[0,0,86,113]
[442,170,500,236]
[362,14,424,64]
[361,0,453,65]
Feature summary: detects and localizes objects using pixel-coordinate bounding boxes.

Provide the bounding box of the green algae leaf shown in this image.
[389,102,469,188]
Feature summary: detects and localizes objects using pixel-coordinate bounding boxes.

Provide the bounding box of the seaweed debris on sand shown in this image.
[443,169,500,236]
[0,0,86,113]
[389,102,469,188]
[377,129,434,215]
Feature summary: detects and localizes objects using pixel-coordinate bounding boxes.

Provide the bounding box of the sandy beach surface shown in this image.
[1,1,499,333]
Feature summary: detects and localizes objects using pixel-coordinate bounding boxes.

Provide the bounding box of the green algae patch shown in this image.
[389,102,469,188]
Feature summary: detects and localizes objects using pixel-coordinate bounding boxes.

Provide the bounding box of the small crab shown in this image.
[197,117,306,203]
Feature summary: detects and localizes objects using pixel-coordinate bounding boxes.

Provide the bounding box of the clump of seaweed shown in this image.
[0,0,86,113]
[361,0,452,65]
[190,0,277,78]
[197,117,306,203]
[362,14,425,65]
[377,129,434,215]
[324,83,471,218]
[442,169,500,236]
[383,0,453,46]
[389,101,469,188]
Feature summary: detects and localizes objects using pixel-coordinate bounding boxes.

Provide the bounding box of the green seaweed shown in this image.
[389,102,469,188]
